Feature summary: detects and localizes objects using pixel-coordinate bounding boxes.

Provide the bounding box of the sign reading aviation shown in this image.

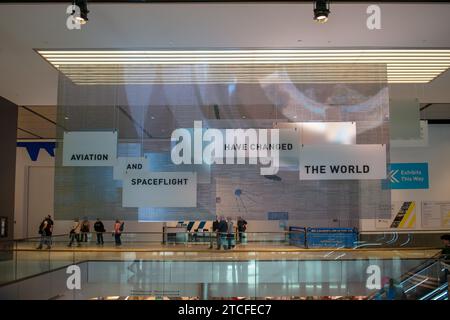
[63,131,117,167]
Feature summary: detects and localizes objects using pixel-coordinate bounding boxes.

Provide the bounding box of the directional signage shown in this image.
[388,163,429,189]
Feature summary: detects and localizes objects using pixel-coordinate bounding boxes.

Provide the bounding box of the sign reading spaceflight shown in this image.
[122,172,197,207]
[63,131,117,166]
[299,145,387,180]
[388,163,429,189]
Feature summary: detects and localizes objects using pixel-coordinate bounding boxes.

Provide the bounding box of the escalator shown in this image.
[369,256,448,300]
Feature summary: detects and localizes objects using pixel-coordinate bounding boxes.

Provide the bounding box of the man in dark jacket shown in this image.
[37,215,53,250]
[217,216,228,250]
[94,218,106,245]
[237,216,248,244]
[210,216,220,249]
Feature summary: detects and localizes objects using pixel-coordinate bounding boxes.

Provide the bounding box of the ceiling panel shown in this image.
[17,106,57,139]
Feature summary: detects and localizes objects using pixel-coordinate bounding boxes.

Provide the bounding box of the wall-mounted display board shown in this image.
[0,217,7,237]
[375,201,417,229]
[421,201,450,229]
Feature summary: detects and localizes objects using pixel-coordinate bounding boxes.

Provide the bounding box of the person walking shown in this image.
[237,216,248,244]
[114,219,124,246]
[226,217,235,250]
[37,215,53,249]
[94,218,106,245]
[80,218,90,242]
[68,218,81,247]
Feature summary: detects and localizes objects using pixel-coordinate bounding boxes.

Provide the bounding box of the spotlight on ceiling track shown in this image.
[314,0,330,23]
[72,0,89,24]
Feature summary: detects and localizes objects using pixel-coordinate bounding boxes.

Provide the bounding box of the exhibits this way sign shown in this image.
[122,172,197,207]
[63,131,117,166]
[299,144,387,180]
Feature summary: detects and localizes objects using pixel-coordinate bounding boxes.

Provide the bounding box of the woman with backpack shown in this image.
[68,218,81,247]
[114,219,124,246]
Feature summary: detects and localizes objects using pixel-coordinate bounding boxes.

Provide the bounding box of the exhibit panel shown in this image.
[53,58,390,224]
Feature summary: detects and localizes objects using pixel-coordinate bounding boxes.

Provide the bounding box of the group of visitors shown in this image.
[68,218,124,247]
[36,216,124,248]
[210,216,247,250]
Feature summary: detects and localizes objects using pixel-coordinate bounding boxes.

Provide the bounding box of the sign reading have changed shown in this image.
[299,144,387,180]
[63,131,117,166]
[122,172,197,207]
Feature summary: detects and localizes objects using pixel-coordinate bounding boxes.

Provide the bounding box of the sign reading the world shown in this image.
[299,144,387,180]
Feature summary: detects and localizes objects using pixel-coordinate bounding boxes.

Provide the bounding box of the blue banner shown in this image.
[387,163,429,189]
[17,142,56,161]
[306,227,358,248]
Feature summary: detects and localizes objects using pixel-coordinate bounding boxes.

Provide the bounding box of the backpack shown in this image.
[119,222,124,232]
[38,220,46,235]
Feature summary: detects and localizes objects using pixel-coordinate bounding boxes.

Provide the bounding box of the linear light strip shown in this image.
[38,49,450,54]
[56,69,446,74]
[37,49,450,84]
[50,61,450,65]
[47,57,450,62]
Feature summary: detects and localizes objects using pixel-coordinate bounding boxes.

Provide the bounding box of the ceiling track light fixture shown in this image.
[314,0,331,24]
[72,0,89,25]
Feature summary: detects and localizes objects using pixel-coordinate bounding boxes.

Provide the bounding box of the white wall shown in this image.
[14,146,54,239]
[360,124,450,232]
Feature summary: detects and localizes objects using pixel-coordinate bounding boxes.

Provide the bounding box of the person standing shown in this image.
[68,218,81,247]
[37,215,53,249]
[440,234,450,281]
[237,216,248,244]
[226,217,235,250]
[217,216,228,250]
[80,218,90,242]
[94,218,106,245]
[210,216,220,249]
[114,219,123,246]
